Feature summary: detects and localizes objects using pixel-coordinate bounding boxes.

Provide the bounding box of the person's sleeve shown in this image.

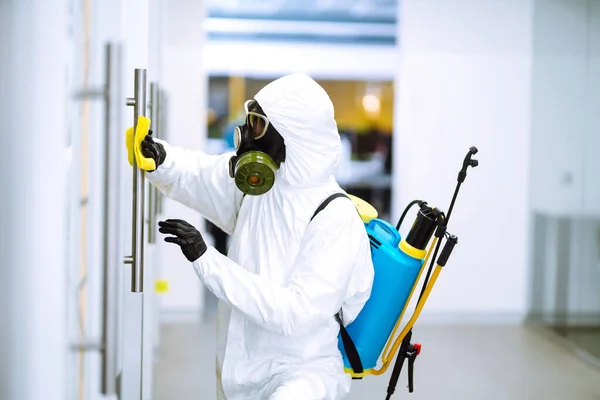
[145,139,244,235]
[191,201,374,337]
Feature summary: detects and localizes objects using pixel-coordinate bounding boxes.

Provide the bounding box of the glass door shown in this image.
[527,0,600,367]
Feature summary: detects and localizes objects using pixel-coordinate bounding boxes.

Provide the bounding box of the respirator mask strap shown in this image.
[228,155,238,178]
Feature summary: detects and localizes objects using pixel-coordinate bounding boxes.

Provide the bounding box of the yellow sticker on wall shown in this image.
[155,280,169,293]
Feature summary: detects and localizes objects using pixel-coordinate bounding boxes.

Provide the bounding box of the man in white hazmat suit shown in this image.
[140,74,374,399]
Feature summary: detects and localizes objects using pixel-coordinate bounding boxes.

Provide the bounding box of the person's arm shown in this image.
[192,200,374,336]
[147,139,243,235]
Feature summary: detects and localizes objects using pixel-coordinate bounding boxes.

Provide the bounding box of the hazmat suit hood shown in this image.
[254,74,341,188]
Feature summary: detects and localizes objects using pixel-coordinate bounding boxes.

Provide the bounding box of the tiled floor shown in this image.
[563,328,600,362]
[153,320,600,400]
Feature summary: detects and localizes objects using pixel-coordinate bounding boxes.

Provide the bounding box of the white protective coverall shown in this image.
[147,74,374,399]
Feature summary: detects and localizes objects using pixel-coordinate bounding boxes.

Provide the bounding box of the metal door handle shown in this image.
[71,41,123,396]
[101,41,124,396]
[126,69,147,293]
[147,82,160,244]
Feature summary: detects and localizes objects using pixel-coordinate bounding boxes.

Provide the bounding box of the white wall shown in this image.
[155,0,207,319]
[393,0,534,323]
[204,40,397,81]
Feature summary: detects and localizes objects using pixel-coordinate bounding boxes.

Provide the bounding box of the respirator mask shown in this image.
[228,100,286,196]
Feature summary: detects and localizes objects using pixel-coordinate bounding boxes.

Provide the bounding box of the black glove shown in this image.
[141,130,167,171]
[158,219,207,262]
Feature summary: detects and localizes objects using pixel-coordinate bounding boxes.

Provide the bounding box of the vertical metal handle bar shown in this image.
[129,69,147,292]
[154,84,160,219]
[147,82,158,244]
[101,41,123,395]
[156,87,164,216]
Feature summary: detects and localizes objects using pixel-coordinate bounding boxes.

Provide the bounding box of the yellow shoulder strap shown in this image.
[348,194,378,223]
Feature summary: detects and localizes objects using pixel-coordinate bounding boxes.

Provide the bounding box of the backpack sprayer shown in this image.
[338,146,479,399]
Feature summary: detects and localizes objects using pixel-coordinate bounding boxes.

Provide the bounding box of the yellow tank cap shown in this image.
[348,194,378,224]
[399,239,427,259]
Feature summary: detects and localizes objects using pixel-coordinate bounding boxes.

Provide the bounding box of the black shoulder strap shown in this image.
[310,193,364,377]
[310,193,350,222]
[335,313,364,377]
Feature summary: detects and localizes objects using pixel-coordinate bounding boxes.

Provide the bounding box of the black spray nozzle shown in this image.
[437,234,458,267]
[458,146,479,183]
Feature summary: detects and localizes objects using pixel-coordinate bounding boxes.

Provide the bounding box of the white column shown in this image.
[393,0,534,322]
[0,1,69,399]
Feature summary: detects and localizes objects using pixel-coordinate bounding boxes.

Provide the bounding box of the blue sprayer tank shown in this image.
[337,204,438,376]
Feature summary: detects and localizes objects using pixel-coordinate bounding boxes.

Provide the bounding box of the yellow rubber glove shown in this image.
[133,116,156,171]
[126,126,134,166]
[125,116,155,171]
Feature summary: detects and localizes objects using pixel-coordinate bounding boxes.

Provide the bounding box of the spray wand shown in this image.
[384,146,479,399]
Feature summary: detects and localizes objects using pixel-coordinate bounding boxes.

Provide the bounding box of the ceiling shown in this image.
[205,0,398,44]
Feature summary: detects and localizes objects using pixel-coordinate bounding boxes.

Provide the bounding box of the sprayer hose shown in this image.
[395,200,422,231]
